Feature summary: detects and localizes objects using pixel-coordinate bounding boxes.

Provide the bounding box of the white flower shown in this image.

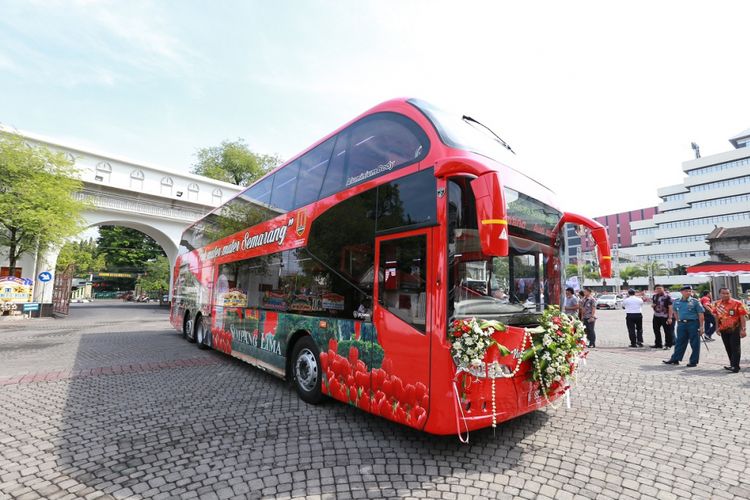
[471,358,482,367]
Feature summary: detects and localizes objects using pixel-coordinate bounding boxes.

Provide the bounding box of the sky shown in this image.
[1,0,750,217]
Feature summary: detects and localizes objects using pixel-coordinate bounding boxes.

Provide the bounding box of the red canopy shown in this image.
[687,262,750,276]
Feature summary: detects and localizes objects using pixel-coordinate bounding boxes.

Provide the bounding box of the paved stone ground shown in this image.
[0,302,748,499]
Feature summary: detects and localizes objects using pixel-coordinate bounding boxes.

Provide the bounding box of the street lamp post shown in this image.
[575,225,588,291]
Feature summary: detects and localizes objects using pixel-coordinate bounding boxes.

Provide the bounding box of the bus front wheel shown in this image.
[291,336,323,404]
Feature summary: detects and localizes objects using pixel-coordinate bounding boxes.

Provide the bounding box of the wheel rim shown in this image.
[196,322,203,343]
[185,318,193,338]
[295,348,318,392]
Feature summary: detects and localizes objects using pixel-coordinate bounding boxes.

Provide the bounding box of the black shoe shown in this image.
[650,345,663,348]
[724,366,734,371]
[637,343,644,347]
[731,367,740,373]
[686,363,698,367]
[629,344,637,348]
[664,345,673,349]
[662,360,679,365]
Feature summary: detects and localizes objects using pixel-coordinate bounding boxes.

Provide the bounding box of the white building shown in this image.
[628,128,750,267]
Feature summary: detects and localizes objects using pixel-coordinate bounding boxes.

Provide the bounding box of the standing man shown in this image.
[623,289,644,347]
[663,285,705,367]
[699,290,716,341]
[563,287,579,316]
[581,287,597,348]
[712,287,747,373]
[650,285,674,350]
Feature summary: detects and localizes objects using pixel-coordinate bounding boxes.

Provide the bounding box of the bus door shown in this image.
[373,228,433,424]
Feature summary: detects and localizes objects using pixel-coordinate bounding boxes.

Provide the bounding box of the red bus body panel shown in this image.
[171,97,607,436]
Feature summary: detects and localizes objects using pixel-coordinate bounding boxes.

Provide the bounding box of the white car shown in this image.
[596,294,623,309]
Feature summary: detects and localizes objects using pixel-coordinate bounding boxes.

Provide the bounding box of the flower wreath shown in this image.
[522,305,587,401]
[448,307,587,439]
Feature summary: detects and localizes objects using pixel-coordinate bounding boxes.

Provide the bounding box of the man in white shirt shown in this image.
[623,289,645,347]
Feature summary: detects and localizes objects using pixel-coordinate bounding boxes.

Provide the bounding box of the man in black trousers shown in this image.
[623,289,644,347]
[650,285,674,349]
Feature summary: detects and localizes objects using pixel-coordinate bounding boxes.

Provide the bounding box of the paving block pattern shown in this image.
[1,303,748,499]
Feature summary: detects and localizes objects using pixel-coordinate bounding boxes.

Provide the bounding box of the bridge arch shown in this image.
[0,126,244,307]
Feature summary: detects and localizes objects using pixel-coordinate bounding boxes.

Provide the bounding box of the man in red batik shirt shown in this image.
[712,287,747,373]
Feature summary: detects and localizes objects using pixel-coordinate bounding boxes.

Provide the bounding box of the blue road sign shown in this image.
[38,271,52,282]
[23,303,40,312]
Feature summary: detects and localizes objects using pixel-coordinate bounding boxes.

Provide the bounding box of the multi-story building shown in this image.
[628,127,750,267]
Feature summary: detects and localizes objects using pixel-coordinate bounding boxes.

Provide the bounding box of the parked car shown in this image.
[596,294,623,309]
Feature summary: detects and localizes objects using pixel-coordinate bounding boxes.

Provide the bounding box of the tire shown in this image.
[183,312,192,340]
[291,336,323,404]
[186,314,196,343]
[194,316,209,349]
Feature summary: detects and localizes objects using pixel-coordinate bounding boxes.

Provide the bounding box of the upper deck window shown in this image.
[269,160,299,212]
[295,137,335,207]
[321,113,429,197]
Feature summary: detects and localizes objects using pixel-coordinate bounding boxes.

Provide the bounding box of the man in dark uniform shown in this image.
[663,285,705,367]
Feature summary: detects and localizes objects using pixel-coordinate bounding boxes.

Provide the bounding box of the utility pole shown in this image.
[648,258,656,292]
[613,243,620,293]
[575,225,588,291]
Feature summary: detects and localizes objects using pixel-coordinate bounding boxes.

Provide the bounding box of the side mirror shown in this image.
[471,172,509,257]
[556,212,613,278]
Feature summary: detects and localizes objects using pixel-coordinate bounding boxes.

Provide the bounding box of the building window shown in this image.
[187,183,199,201]
[160,176,174,196]
[130,169,145,190]
[95,162,112,183]
[212,188,223,204]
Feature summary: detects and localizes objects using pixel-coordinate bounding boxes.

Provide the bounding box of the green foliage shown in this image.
[137,256,170,292]
[56,238,106,275]
[620,264,649,281]
[565,264,578,278]
[564,262,600,279]
[0,133,88,273]
[191,139,282,186]
[97,226,165,271]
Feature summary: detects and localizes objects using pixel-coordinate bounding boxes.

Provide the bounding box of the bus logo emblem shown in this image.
[295,209,307,236]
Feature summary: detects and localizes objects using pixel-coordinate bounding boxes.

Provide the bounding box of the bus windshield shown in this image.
[448,178,560,324]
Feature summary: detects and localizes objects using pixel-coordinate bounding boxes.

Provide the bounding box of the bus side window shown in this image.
[319,131,349,199]
[378,235,427,332]
[269,161,300,212]
[345,114,428,189]
[244,174,273,206]
[295,137,335,208]
[376,169,437,232]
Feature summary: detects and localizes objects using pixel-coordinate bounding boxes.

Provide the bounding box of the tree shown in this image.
[0,133,88,275]
[620,264,648,282]
[56,238,106,276]
[191,139,282,186]
[137,256,170,292]
[96,226,165,272]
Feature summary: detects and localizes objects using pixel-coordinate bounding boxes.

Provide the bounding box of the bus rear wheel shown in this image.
[194,316,209,349]
[183,313,192,340]
[291,336,323,404]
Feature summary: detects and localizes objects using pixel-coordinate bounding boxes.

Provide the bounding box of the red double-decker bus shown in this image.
[171,98,611,435]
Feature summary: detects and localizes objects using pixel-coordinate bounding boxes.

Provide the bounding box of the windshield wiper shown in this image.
[462,115,515,154]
